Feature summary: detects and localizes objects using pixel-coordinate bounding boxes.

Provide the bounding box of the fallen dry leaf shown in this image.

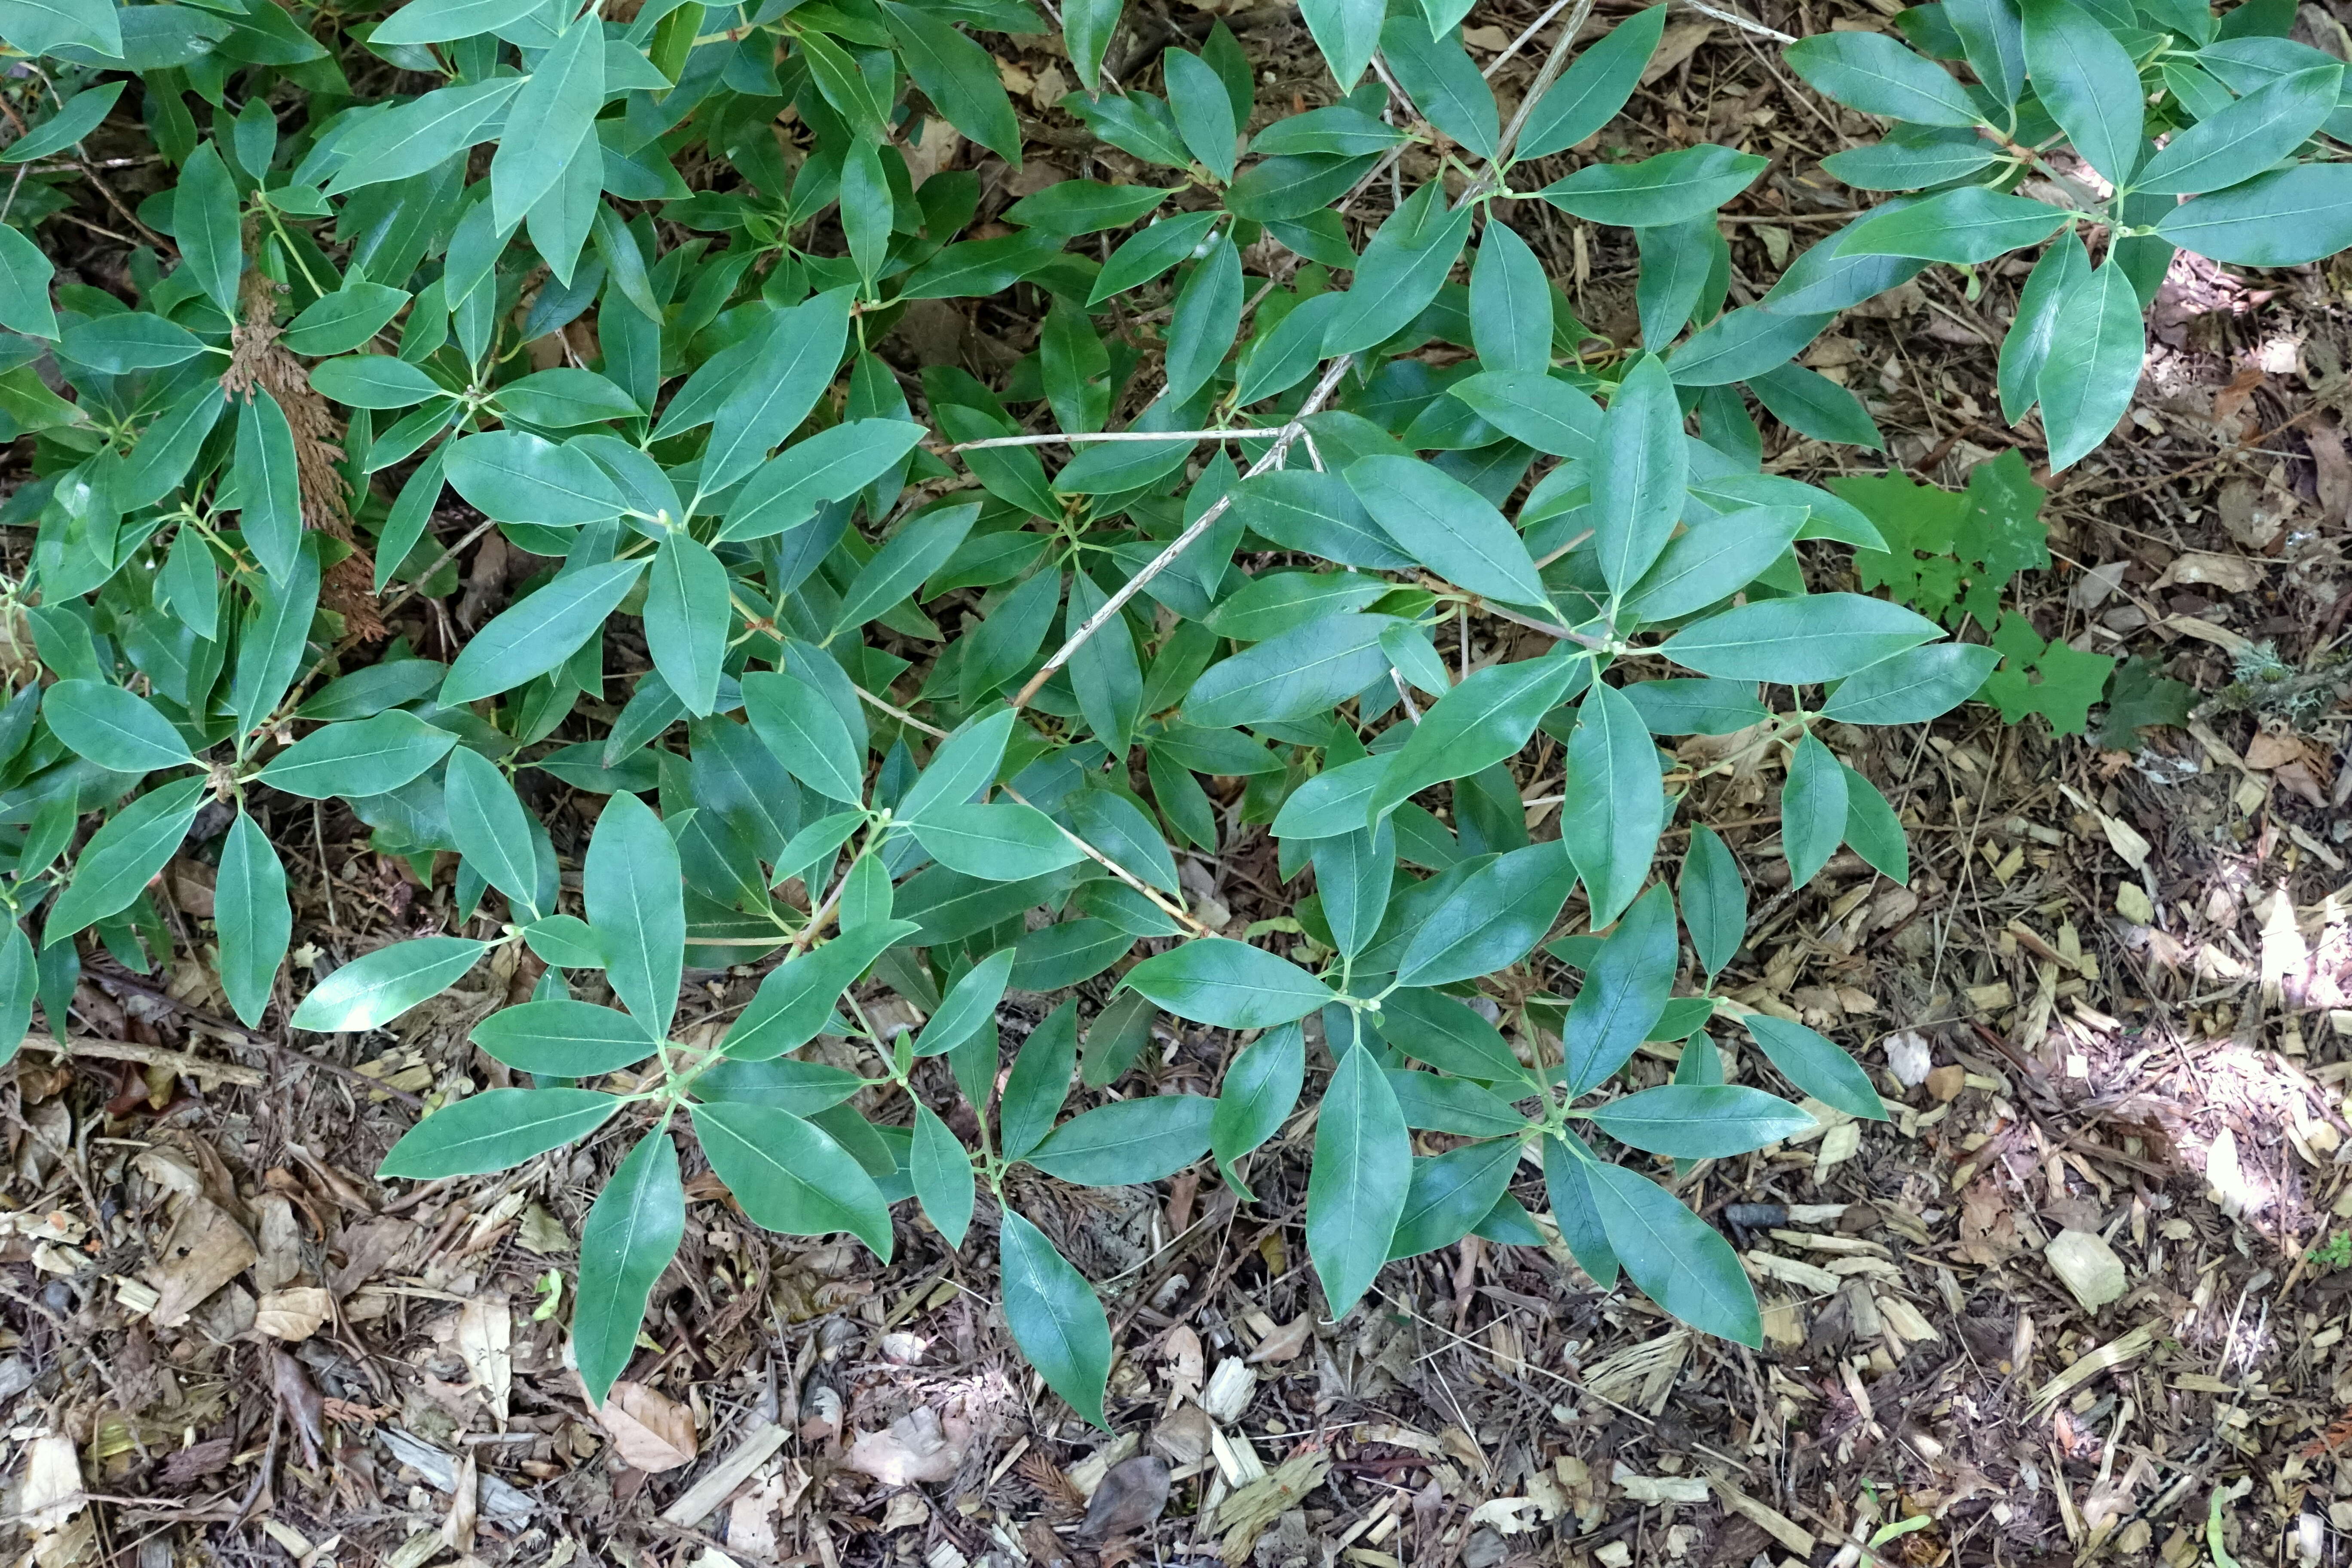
[1246,1314,1313,1365]
[255,1286,333,1341]
[144,1197,259,1329]
[1078,1455,1171,1540]
[842,1407,963,1485]
[2155,550,2263,593]
[2244,731,2303,771]
[597,1381,698,1473]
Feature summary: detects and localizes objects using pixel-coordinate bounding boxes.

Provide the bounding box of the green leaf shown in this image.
[1165,236,1243,406]
[1166,48,1239,179]
[1947,0,2027,102]
[1396,841,1577,988]
[1298,0,1382,87]
[472,999,662,1075]
[2153,164,2352,265]
[2037,257,2145,469]
[1007,180,1174,233]
[0,0,119,58]
[292,936,489,1031]
[446,747,546,917]
[525,913,605,969]
[1515,4,1666,158]
[1784,31,1982,125]
[1779,733,1846,890]
[1232,469,1413,569]
[1250,104,1408,156]
[1387,1139,1521,1260]
[911,802,1084,879]
[998,1208,1112,1427]
[1997,232,2088,421]
[902,709,1017,827]
[1662,593,1942,681]
[1000,999,1079,1161]
[256,711,457,798]
[494,368,642,427]
[60,312,201,373]
[1558,683,1663,928]
[573,1126,685,1403]
[1744,1014,1886,1120]
[172,142,243,316]
[1469,221,1553,375]
[912,1103,976,1247]
[691,1100,894,1256]
[490,10,605,229]
[42,680,194,772]
[235,390,304,584]
[327,80,521,194]
[586,790,686,1040]
[643,532,729,719]
[1307,1041,1411,1314]
[1592,354,1688,594]
[1747,362,1884,449]
[1842,763,1910,883]
[1347,456,1549,609]
[719,421,927,542]
[448,431,626,526]
[1820,126,2000,189]
[374,0,547,44]
[1678,824,1746,978]
[1381,987,1527,1080]
[1586,1161,1761,1344]
[0,227,58,339]
[232,543,321,742]
[1822,643,2000,723]
[1026,1095,1216,1184]
[0,924,31,1069]
[882,0,1022,161]
[1369,655,1586,821]
[699,290,855,491]
[1448,370,1604,458]
[910,948,1014,1059]
[2135,63,2338,193]
[1559,882,1676,1093]
[1388,1070,1526,1136]
[46,775,206,946]
[1624,505,1807,622]
[1312,818,1394,959]
[1090,209,1223,303]
[1537,144,1766,227]
[2020,0,2144,185]
[379,1087,619,1178]
[720,922,919,1058]
[1066,788,1181,892]
[1124,938,1335,1028]
[1210,1021,1303,1196]
[282,282,411,358]
[1635,215,1719,347]
[1543,1133,1619,1283]
[1182,612,1404,729]
[1321,182,1476,357]
[1834,186,2071,264]
[215,812,291,1029]
[742,670,867,804]
[310,353,448,410]
[835,503,980,634]
[1381,17,1498,159]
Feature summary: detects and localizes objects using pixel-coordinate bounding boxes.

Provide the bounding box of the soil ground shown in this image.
[7,1,2352,1565]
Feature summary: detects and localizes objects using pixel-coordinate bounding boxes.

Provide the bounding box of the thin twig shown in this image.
[1001,785,1216,938]
[1494,0,1596,166]
[1483,0,1579,79]
[1680,0,1796,41]
[1010,355,1359,709]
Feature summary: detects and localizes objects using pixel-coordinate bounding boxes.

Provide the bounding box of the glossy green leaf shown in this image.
[1026,1095,1216,1184]
[2020,0,2144,185]
[1182,612,1403,729]
[573,1127,685,1403]
[440,560,646,707]
[1396,841,1577,988]
[1387,1138,1520,1260]
[1780,733,1847,890]
[1745,1014,1888,1120]
[215,812,291,1029]
[1559,682,1663,928]
[882,0,1022,160]
[912,1102,976,1247]
[1784,31,1981,125]
[1835,186,2071,264]
[1842,763,1910,883]
[379,1087,619,1178]
[1586,1160,1761,1344]
[1369,655,1586,821]
[743,670,867,804]
[585,790,686,1038]
[1381,987,1526,1080]
[1347,456,1549,609]
[1000,999,1079,1161]
[2037,257,2145,470]
[256,710,458,798]
[1124,938,1334,1028]
[1678,824,1746,978]
[2136,63,2338,193]
[446,747,546,916]
[1559,882,1676,1094]
[1662,593,1942,682]
[692,1099,894,1257]
[1210,1021,1303,1196]
[1822,643,2000,723]
[46,775,206,945]
[43,680,193,772]
[1591,354,1688,594]
[2153,164,2352,264]
[1307,1041,1411,1314]
[473,999,662,1075]
[1516,4,1666,158]
[999,1208,1112,1427]
[1537,144,1766,227]
[292,936,489,1031]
